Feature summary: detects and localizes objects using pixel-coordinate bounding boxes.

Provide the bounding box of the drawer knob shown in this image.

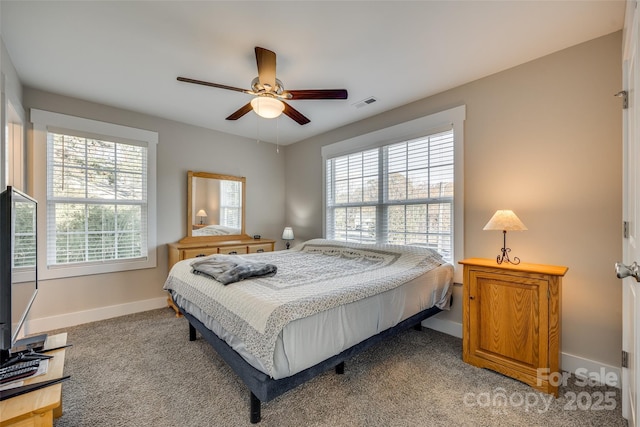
[257,249,264,253]
[229,251,238,255]
[196,254,206,257]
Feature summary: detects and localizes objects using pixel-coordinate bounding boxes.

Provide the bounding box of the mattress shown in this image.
[165,239,453,379]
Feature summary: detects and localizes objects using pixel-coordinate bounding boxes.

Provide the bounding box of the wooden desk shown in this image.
[0,333,68,427]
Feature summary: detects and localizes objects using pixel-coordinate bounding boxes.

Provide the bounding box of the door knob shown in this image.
[615,261,640,281]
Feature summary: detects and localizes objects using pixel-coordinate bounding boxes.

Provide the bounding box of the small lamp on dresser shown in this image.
[282,227,294,249]
[196,209,208,225]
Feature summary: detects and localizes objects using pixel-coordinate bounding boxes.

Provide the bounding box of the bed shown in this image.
[192,224,242,237]
[163,239,454,423]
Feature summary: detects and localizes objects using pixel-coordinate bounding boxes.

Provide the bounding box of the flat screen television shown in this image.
[0,186,39,365]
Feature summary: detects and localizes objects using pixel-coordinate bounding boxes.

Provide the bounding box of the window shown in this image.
[323,106,464,265]
[220,180,241,229]
[31,109,157,279]
[47,132,148,264]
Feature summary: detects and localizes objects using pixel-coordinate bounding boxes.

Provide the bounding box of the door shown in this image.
[620,2,640,424]
[468,270,547,373]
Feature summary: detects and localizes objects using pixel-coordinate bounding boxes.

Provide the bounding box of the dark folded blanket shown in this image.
[190,254,277,285]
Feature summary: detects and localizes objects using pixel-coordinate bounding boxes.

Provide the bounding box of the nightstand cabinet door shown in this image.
[460,258,567,397]
[468,270,548,374]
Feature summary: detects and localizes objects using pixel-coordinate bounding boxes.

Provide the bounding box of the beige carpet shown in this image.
[50,308,625,426]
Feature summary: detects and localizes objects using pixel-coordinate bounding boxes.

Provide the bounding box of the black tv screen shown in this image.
[0,186,38,363]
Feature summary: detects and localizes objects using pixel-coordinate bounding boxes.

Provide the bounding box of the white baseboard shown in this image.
[23,296,168,335]
[562,352,621,388]
[421,317,622,389]
[421,316,462,338]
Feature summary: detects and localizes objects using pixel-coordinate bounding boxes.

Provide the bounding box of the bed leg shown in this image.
[250,392,261,424]
[413,323,423,331]
[189,323,196,341]
[335,361,344,375]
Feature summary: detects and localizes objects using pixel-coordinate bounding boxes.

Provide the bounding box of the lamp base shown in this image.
[496,247,521,265]
[495,230,521,265]
[285,241,291,250]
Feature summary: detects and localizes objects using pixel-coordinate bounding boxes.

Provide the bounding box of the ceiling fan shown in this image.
[177,47,348,125]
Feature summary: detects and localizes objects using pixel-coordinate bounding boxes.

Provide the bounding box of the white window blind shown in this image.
[46,132,149,266]
[220,180,241,229]
[326,130,454,260]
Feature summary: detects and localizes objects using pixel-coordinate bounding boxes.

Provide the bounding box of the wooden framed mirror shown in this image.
[182,171,247,242]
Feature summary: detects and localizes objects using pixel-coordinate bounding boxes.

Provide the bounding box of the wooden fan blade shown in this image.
[282,102,310,125]
[226,102,254,121]
[177,77,251,94]
[255,47,277,91]
[285,89,348,100]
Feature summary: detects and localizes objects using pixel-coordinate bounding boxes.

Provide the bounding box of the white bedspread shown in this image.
[164,239,450,376]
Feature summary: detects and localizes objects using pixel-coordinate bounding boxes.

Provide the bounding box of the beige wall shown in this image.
[21,88,287,322]
[285,32,623,368]
[3,30,623,369]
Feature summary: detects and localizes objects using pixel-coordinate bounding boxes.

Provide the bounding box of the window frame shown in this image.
[321,106,465,281]
[31,109,158,280]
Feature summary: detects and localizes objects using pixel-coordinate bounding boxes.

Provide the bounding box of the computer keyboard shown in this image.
[0,359,40,384]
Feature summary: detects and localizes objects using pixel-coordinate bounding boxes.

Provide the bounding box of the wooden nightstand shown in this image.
[459,258,568,396]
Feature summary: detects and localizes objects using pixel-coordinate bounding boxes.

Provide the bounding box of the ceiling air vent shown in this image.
[352,97,377,109]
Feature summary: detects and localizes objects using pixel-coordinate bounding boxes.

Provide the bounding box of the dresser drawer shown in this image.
[218,245,248,255]
[183,247,219,259]
[248,243,273,254]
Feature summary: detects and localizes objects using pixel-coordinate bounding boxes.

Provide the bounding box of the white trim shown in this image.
[321,106,466,159]
[421,316,462,338]
[22,296,167,335]
[30,109,158,280]
[30,109,158,144]
[562,352,621,389]
[423,317,622,389]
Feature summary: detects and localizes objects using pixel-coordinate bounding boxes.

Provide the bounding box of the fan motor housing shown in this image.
[251,77,284,96]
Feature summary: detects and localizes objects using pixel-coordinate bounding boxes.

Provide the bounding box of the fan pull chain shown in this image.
[276,117,280,154]
[256,111,260,144]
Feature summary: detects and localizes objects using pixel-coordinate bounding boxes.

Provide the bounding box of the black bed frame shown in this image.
[181,304,442,423]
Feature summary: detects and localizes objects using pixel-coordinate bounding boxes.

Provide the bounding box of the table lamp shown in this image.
[196,209,207,225]
[483,210,527,265]
[282,227,294,249]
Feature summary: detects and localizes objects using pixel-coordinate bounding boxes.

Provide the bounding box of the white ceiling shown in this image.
[0,1,626,146]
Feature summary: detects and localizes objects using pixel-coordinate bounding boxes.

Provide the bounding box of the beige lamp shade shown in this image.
[196,209,207,218]
[483,210,527,231]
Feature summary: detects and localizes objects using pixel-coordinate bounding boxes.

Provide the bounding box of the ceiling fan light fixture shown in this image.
[251,96,285,119]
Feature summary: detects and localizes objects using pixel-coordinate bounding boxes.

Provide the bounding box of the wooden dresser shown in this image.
[166,236,275,316]
[459,258,568,396]
[168,237,275,269]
